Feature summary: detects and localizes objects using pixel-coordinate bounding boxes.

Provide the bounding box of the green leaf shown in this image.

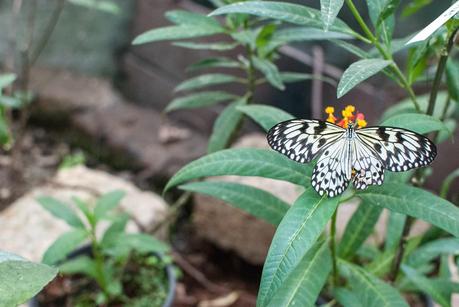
[0,96,22,108]
[358,183,459,238]
[72,197,95,227]
[279,72,337,86]
[100,214,129,250]
[59,255,98,279]
[440,168,459,198]
[253,56,285,90]
[175,73,240,92]
[174,41,238,51]
[42,229,88,265]
[320,0,345,31]
[257,189,339,306]
[37,196,85,229]
[237,104,294,132]
[179,181,289,226]
[438,119,456,143]
[401,265,450,307]
[0,252,57,306]
[401,0,432,17]
[208,99,245,153]
[407,238,459,267]
[68,0,120,14]
[120,233,170,254]
[339,260,408,307]
[267,240,331,307]
[337,59,392,98]
[334,288,364,307]
[331,39,370,58]
[366,0,395,44]
[377,0,400,27]
[0,112,9,145]
[338,204,383,259]
[210,1,356,35]
[267,27,352,51]
[385,212,406,251]
[132,25,224,45]
[381,113,449,134]
[165,91,236,112]
[446,59,459,102]
[381,92,454,121]
[165,148,312,192]
[186,57,241,71]
[0,74,16,89]
[94,190,125,221]
[165,10,223,29]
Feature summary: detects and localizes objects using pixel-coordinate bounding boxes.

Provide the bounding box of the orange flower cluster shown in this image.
[325,105,367,128]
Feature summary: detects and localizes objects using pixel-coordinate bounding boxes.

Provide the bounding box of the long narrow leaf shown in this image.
[165,148,312,192]
[337,59,392,98]
[175,73,240,92]
[208,99,245,153]
[339,260,408,307]
[320,0,345,31]
[210,1,357,35]
[267,240,332,306]
[358,183,459,238]
[179,181,289,225]
[257,189,339,306]
[338,203,383,259]
[132,25,224,45]
[165,91,236,112]
[237,104,294,132]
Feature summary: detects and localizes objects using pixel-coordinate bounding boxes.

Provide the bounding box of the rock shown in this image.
[30,67,207,181]
[0,165,167,263]
[193,133,302,265]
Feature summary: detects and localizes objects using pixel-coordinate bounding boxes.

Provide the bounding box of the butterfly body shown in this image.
[267,119,437,197]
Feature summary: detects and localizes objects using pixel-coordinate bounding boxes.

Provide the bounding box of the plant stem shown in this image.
[344,0,420,111]
[426,28,458,116]
[330,207,339,286]
[389,216,413,282]
[90,226,111,301]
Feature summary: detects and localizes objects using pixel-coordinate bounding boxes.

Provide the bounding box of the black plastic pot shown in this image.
[29,245,176,307]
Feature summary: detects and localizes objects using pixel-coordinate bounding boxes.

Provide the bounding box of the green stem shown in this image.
[426,28,458,116]
[90,226,110,301]
[345,0,420,111]
[330,207,339,286]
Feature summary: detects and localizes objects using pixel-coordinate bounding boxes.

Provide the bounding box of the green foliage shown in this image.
[38,191,171,304]
[337,59,392,98]
[158,0,459,306]
[179,181,289,225]
[0,252,57,306]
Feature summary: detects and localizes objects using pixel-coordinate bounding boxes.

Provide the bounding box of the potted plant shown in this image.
[31,190,176,307]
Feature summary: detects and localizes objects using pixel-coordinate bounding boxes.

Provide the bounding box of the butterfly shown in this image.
[267,119,437,197]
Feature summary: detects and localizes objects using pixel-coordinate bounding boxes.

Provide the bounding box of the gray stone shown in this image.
[0,165,167,263]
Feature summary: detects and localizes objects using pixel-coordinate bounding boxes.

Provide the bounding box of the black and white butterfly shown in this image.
[267,119,437,197]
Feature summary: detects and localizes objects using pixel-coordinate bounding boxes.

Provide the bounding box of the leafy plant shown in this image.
[0,251,57,306]
[163,0,459,306]
[133,0,345,153]
[37,190,171,306]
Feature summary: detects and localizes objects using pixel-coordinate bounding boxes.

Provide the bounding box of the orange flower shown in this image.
[324,105,366,128]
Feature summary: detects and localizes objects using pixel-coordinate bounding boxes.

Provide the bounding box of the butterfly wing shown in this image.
[311,136,352,197]
[352,137,385,190]
[267,119,345,164]
[356,126,437,172]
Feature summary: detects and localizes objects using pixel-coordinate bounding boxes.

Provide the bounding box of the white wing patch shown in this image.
[311,137,351,197]
[356,127,437,172]
[352,137,384,190]
[267,120,345,164]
